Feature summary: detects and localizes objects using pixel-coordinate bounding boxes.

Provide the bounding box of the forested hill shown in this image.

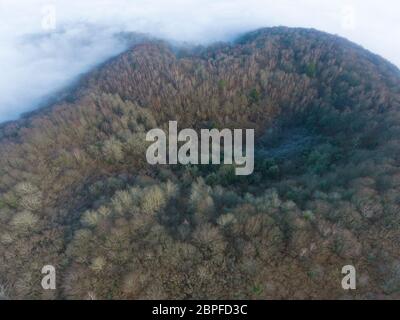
[1,27,400,299]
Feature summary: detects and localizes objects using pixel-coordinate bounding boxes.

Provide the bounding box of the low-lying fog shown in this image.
[0,0,399,122]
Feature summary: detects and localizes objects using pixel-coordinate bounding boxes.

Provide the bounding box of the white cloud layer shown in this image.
[0,0,399,122]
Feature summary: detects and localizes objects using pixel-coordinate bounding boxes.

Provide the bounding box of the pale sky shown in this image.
[0,0,399,122]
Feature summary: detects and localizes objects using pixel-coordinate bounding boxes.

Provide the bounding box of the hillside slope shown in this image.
[1,27,400,299]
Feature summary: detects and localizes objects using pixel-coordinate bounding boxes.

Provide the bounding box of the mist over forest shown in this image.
[1,0,400,121]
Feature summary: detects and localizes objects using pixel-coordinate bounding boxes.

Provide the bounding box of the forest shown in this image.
[0,27,400,299]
